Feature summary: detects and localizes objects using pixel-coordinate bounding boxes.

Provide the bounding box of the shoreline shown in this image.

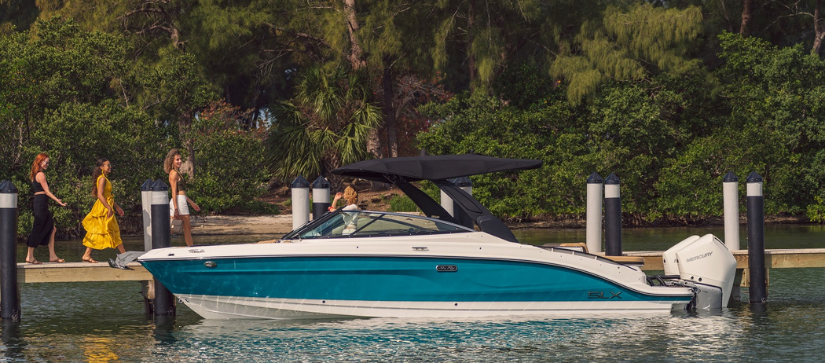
[180,213,814,236]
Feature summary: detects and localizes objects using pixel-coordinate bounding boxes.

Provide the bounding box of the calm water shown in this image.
[3,225,825,362]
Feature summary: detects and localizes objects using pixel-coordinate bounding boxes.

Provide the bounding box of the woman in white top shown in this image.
[164,149,200,247]
[330,186,359,234]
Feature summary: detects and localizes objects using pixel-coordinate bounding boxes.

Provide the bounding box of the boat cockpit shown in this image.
[283,210,474,240]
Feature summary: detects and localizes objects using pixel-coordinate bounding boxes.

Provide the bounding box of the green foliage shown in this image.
[388,195,419,213]
[266,67,382,185]
[551,3,705,105]
[0,18,168,237]
[717,32,825,217]
[184,102,272,214]
[418,89,580,219]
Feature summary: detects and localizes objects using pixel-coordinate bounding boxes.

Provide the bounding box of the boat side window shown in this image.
[295,211,472,239]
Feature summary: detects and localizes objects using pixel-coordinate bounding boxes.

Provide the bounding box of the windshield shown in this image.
[285,210,473,240]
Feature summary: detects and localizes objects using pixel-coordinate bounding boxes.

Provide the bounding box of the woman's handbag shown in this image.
[171,218,183,234]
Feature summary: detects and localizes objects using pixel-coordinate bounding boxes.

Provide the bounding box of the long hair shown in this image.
[164,149,180,174]
[343,186,358,205]
[91,158,108,196]
[30,153,49,181]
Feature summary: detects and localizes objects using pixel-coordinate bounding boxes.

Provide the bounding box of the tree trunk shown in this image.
[740,0,753,37]
[343,0,367,70]
[367,128,383,159]
[178,113,195,179]
[813,0,824,56]
[382,60,398,158]
[467,0,476,89]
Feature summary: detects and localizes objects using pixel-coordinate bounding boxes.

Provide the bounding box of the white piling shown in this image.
[440,188,454,217]
[586,172,604,254]
[723,171,740,250]
[140,179,153,251]
[291,176,310,230]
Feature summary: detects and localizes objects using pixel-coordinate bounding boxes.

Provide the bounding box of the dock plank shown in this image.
[17,262,152,283]
[623,248,825,271]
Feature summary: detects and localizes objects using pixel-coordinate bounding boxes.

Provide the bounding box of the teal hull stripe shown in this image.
[142,256,691,303]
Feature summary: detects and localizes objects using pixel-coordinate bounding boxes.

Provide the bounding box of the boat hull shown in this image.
[177,294,690,319]
[141,254,693,319]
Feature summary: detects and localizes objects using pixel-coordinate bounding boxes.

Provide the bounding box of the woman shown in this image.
[81,159,126,263]
[25,153,67,264]
[330,186,359,235]
[330,186,359,212]
[165,149,200,247]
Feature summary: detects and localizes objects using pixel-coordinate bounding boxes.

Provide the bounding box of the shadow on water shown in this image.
[1,321,25,360]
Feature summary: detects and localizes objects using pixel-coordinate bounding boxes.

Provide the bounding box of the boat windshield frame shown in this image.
[282,210,475,240]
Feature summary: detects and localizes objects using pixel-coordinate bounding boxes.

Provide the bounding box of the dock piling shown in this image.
[0,180,20,322]
[452,177,474,228]
[746,172,767,303]
[586,172,604,254]
[291,176,310,230]
[150,180,175,317]
[140,179,153,252]
[723,172,740,250]
[439,179,455,218]
[311,176,330,220]
[604,173,622,256]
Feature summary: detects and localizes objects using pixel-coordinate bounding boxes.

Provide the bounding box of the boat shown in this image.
[138,154,737,319]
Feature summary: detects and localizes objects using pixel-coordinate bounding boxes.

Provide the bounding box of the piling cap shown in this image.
[291,175,310,188]
[723,171,738,183]
[746,172,763,183]
[141,179,153,191]
[453,176,472,187]
[151,179,169,191]
[605,173,621,185]
[0,180,18,193]
[312,176,330,188]
[587,172,603,184]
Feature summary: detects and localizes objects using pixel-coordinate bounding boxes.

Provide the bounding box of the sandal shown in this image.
[82,257,98,263]
[25,259,42,265]
[50,258,66,263]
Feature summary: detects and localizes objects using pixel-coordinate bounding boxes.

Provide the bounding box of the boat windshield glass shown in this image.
[290,211,473,239]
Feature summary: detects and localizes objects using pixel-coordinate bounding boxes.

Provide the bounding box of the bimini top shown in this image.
[332,154,542,182]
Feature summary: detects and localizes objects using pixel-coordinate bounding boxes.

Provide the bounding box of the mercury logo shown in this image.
[686,251,712,263]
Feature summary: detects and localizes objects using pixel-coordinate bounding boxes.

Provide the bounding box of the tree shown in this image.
[266,67,381,186]
[550,3,704,105]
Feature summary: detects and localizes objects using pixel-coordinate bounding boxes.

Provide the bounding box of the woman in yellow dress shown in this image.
[81,159,126,263]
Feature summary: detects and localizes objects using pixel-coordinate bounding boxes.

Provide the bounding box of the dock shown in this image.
[624,248,825,271]
[16,262,151,283]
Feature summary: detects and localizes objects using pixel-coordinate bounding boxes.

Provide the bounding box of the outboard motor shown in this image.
[662,234,737,310]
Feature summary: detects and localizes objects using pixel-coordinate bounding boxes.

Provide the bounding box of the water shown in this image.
[3,225,825,362]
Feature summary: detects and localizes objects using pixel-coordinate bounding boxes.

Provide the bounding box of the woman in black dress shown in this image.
[25,153,67,264]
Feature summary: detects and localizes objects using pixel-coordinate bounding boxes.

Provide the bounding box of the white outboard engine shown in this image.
[662,234,737,310]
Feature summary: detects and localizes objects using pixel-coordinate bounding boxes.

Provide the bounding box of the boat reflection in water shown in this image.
[139,154,736,319]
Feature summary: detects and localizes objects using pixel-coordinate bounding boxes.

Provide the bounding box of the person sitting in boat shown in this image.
[330,186,359,235]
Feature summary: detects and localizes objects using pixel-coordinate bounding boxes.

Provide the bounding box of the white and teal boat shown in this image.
[139,155,736,319]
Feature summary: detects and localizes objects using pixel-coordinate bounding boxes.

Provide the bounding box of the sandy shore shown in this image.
[188,215,294,235]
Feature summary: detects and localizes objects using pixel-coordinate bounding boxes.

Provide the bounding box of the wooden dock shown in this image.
[16,262,152,283]
[623,248,825,271]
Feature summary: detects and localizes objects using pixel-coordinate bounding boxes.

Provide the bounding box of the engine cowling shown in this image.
[662,234,738,308]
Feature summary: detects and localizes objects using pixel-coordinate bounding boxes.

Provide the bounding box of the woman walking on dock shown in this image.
[81,158,126,263]
[165,149,200,247]
[25,153,67,264]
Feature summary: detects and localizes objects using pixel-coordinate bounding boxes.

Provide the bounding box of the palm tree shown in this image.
[267,67,382,186]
